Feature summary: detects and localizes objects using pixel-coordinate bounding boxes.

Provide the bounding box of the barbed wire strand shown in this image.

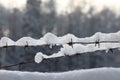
[0,60,34,69]
[0,40,120,48]
[0,40,120,69]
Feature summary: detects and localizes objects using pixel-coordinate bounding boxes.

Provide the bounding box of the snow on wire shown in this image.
[34,31,120,63]
[0,31,120,63]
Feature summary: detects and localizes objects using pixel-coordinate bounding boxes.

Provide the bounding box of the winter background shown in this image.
[0,0,120,80]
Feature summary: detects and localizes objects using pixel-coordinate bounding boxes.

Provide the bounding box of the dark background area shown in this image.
[0,0,120,72]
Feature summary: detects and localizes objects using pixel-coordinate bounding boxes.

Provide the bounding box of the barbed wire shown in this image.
[1,39,120,48]
[0,39,120,69]
[67,39,119,48]
[0,60,34,69]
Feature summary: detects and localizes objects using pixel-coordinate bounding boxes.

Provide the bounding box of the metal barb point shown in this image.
[95,39,100,48]
[3,42,8,48]
[109,48,113,53]
[68,38,73,48]
[25,41,29,48]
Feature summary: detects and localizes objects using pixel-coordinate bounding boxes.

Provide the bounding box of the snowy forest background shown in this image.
[0,0,120,72]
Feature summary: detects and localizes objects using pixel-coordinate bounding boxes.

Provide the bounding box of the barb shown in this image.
[25,41,29,48]
[68,38,73,48]
[3,42,8,48]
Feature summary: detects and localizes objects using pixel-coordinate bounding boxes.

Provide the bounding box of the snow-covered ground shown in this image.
[0,68,120,80]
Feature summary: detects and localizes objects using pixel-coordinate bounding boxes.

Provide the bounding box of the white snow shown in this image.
[41,33,58,45]
[78,31,120,42]
[34,52,43,63]
[0,68,120,80]
[40,33,77,45]
[0,37,15,47]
